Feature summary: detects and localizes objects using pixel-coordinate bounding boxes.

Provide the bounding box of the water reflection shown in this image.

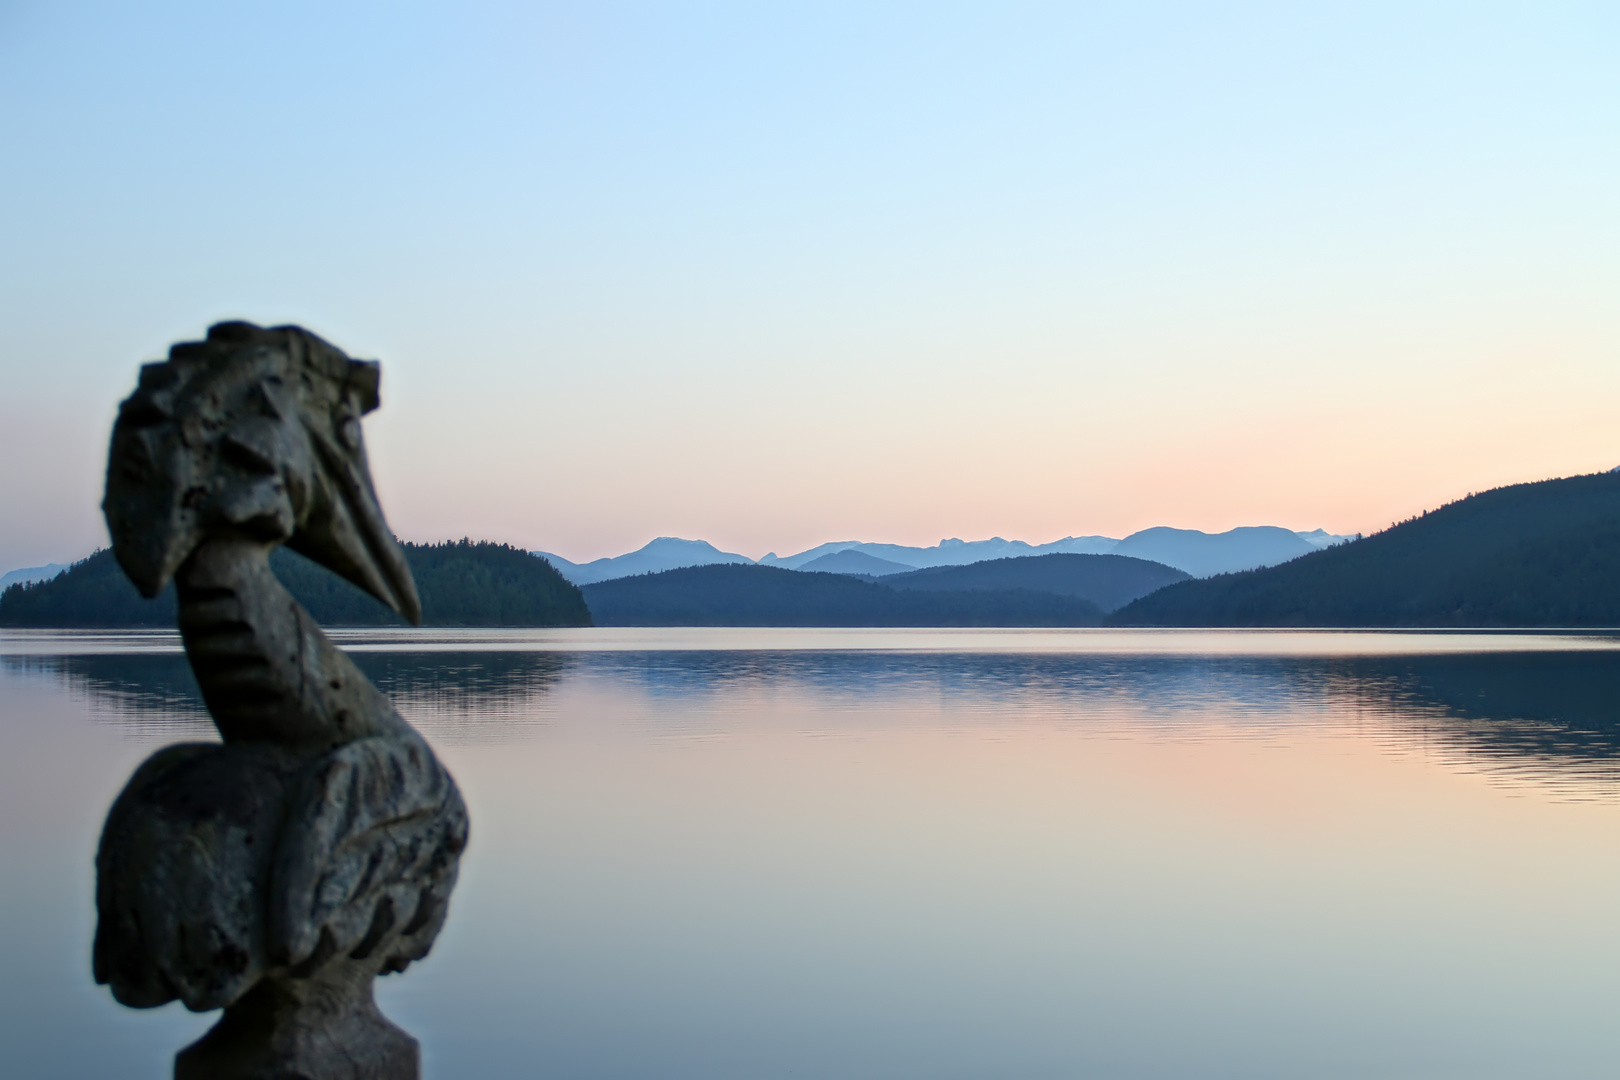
[11,638,1620,798]
[0,650,576,745]
[356,651,575,742]
[10,631,1620,1079]
[1324,652,1620,799]
[2,652,212,738]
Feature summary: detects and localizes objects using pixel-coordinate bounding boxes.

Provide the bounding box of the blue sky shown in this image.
[1,2,1616,568]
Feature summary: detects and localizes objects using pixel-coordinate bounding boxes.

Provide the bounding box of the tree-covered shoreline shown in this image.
[1110,472,1620,627]
[0,540,591,628]
[12,473,1620,629]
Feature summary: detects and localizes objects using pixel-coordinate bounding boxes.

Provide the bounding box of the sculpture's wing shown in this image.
[94,742,298,1011]
[269,733,468,978]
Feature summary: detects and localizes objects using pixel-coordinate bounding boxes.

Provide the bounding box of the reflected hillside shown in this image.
[2,650,575,745]
[9,640,1620,796]
[1,652,213,738]
[1323,652,1620,799]
[566,650,1325,729]
[353,651,575,742]
[567,649,1620,797]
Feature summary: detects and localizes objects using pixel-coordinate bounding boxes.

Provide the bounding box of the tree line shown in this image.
[0,540,591,628]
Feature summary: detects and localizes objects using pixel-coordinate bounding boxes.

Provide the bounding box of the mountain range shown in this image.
[535,526,1355,587]
[8,472,1617,628]
[536,537,753,585]
[3,527,1354,594]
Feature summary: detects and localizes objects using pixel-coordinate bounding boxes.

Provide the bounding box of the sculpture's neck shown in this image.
[175,537,404,751]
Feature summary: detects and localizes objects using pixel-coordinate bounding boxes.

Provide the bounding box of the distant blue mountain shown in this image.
[538,527,1357,585]
[796,549,917,576]
[1295,528,1358,550]
[1,563,70,590]
[763,530,1350,578]
[535,537,753,585]
[1110,526,1319,578]
[760,535,1118,571]
[756,541,862,568]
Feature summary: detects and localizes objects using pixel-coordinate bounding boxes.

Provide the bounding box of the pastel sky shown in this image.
[1,2,1616,570]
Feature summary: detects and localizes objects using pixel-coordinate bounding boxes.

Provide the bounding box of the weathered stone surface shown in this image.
[175,971,419,1080]
[95,322,467,1080]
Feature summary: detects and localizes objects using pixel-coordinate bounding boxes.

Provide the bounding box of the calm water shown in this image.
[5,628,1620,1079]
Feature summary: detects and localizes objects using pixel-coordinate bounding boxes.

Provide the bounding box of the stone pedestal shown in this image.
[175,964,418,1080]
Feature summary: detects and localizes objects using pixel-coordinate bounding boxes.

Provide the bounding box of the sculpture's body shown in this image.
[95,322,467,1079]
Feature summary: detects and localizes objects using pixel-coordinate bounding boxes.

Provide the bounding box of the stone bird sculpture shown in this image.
[94,322,468,1080]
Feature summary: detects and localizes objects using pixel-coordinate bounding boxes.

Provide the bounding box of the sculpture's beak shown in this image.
[291,424,422,625]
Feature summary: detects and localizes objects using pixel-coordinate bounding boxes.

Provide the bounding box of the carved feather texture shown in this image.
[271,734,468,972]
[94,734,467,1013]
[95,743,294,1011]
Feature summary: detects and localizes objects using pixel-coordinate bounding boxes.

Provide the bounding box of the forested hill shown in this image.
[0,541,591,628]
[1110,472,1620,627]
[882,553,1188,612]
[582,563,1106,626]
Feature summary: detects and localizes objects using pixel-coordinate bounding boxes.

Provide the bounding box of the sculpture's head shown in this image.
[104,321,421,623]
